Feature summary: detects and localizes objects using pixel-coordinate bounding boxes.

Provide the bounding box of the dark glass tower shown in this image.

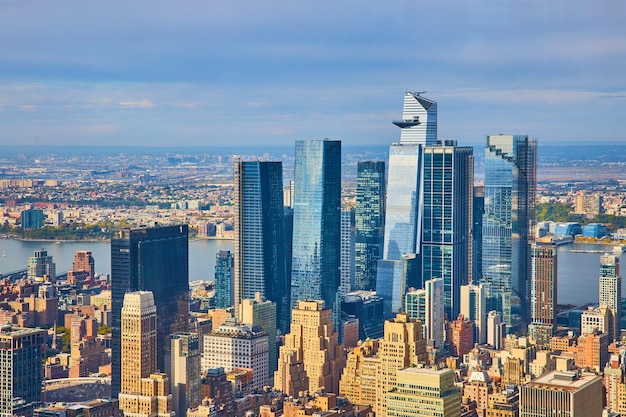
[111,224,189,397]
[234,160,289,333]
[214,250,234,309]
[290,139,341,316]
[355,161,386,291]
[421,140,473,319]
[482,135,536,326]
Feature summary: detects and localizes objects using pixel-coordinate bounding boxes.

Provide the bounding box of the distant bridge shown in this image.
[0,268,26,280]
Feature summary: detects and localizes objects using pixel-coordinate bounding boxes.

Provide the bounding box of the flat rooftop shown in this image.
[530,371,600,390]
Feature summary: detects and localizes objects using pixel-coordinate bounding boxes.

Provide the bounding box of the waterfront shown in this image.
[0,238,622,306]
[0,238,234,283]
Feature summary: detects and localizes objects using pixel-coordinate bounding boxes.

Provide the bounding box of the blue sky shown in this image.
[0,1,624,147]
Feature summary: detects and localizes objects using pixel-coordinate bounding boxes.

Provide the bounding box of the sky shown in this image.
[0,1,624,147]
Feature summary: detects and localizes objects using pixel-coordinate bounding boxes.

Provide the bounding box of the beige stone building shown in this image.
[274,300,345,395]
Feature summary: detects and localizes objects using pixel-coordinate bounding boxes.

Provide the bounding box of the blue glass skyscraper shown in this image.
[482,135,536,326]
[290,139,341,316]
[421,140,473,319]
[234,160,289,333]
[377,92,437,317]
[355,161,386,291]
[214,250,234,309]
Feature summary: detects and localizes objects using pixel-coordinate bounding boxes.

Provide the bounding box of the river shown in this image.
[0,239,622,306]
[0,238,234,283]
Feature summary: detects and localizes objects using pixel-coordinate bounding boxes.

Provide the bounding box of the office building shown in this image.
[27,248,56,282]
[274,300,345,395]
[529,240,557,348]
[354,161,386,291]
[386,368,461,417]
[21,208,44,229]
[377,92,437,317]
[166,332,201,417]
[472,186,484,283]
[68,250,95,284]
[574,191,603,215]
[378,313,428,417]
[290,140,341,316]
[404,278,444,348]
[421,140,473,319]
[487,310,504,349]
[0,326,46,417]
[460,283,487,344]
[520,371,602,417]
[202,318,269,390]
[240,293,278,376]
[600,254,622,341]
[575,330,609,373]
[118,291,175,417]
[340,207,356,295]
[234,160,289,333]
[341,291,384,340]
[482,135,536,325]
[604,354,626,415]
[111,225,189,397]
[339,340,380,412]
[214,250,234,309]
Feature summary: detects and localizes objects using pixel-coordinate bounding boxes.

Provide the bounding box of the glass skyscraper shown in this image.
[290,139,341,316]
[340,206,356,295]
[233,160,289,333]
[355,161,386,291]
[421,140,473,319]
[111,224,189,397]
[377,92,437,317]
[482,134,536,326]
[214,250,234,309]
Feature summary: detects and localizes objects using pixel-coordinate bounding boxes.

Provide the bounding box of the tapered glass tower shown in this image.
[355,161,386,291]
[234,160,289,333]
[482,135,536,326]
[290,140,341,316]
[377,92,437,317]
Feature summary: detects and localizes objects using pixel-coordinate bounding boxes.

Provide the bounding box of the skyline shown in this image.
[0,1,624,147]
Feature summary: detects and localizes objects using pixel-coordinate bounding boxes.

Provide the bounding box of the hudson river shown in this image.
[0,239,623,306]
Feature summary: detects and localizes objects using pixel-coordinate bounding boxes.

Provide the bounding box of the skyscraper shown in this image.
[472,186,485,283]
[0,326,45,417]
[118,291,174,417]
[111,224,189,397]
[274,300,345,395]
[340,206,356,295]
[404,278,444,348]
[27,248,55,282]
[377,92,437,317]
[165,332,201,417]
[482,134,537,326]
[421,140,473,319]
[214,250,234,309]
[529,240,557,348]
[290,140,341,316]
[460,283,487,344]
[600,254,622,341]
[234,160,289,333]
[355,161,386,291]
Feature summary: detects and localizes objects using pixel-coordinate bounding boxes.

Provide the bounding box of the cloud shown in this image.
[118,99,154,108]
[438,88,626,105]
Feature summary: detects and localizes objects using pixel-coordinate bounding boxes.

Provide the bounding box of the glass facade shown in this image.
[355,161,386,291]
[111,224,189,397]
[340,207,355,295]
[290,140,341,316]
[214,250,233,309]
[482,135,536,325]
[234,161,289,333]
[421,142,473,319]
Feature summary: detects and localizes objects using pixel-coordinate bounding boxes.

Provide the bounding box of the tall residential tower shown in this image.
[234,160,289,332]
